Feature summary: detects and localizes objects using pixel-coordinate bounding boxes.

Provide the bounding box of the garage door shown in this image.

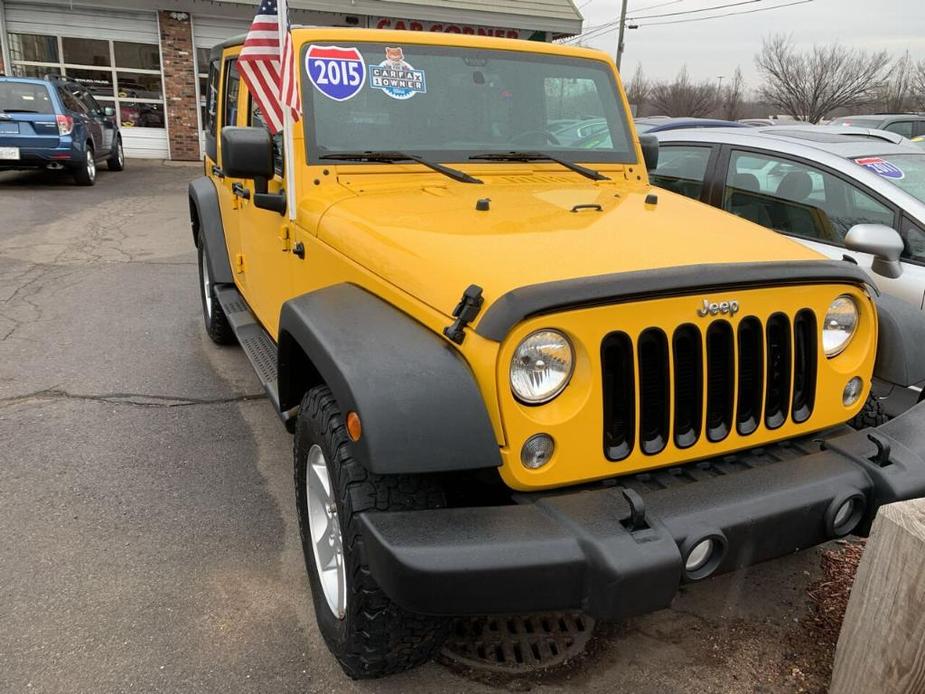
[4,3,169,159]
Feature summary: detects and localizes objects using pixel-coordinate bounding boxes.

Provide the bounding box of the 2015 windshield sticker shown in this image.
[369,47,426,100]
[855,156,905,180]
[306,45,366,102]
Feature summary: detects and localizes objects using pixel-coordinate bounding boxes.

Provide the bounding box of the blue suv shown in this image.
[0,74,124,186]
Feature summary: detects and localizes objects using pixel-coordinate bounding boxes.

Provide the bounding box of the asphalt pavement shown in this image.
[0,161,833,693]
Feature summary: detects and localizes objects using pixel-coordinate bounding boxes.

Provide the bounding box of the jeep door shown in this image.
[232,83,291,336]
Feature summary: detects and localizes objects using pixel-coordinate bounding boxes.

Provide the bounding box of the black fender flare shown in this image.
[874,293,925,387]
[278,284,501,475]
[188,176,233,285]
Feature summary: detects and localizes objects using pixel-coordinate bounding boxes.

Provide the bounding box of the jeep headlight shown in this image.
[510,330,574,404]
[823,295,859,358]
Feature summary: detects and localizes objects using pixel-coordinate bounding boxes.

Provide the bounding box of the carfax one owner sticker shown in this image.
[369,47,426,100]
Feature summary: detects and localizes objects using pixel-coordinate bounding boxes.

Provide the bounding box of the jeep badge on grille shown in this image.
[697,299,740,317]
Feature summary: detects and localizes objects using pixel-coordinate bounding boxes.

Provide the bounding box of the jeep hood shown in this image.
[315,179,822,325]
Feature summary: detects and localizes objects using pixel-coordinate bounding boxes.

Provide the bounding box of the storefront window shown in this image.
[9,33,58,63]
[114,42,160,71]
[62,37,110,66]
[116,72,162,100]
[64,68,115,98]
[8,33,166,129]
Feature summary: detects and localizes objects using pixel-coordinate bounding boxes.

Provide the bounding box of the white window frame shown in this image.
[9,33,166,129]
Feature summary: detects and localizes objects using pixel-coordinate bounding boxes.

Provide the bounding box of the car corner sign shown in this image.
[374,17,546,41]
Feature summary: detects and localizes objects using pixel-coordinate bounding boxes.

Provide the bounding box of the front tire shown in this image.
[196,233,235,345]
[73,145,96,186]
[294,385,449,679]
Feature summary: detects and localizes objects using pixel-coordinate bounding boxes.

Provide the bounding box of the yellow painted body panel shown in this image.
[210,28,879,491]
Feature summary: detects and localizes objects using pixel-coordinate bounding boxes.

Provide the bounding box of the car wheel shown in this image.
[73,145,96,186]
[197,232,235,345]
[294,385,450,679]
[107,137,125,171]
[849,394,888,430]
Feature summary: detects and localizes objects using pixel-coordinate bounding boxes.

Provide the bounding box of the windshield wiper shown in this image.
[2,109,40,114]
[468,151,609,181]
[318,151,483,184]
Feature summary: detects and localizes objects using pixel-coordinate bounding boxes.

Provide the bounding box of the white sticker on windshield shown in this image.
[855,156,905,180]
[369,47,427,100]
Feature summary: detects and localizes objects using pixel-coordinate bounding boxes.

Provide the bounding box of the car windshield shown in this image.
[853,153,925,204]
[0,81,54,114]
[301,43,635,164]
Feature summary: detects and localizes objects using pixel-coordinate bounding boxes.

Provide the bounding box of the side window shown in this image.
[914,121,925,138]
[650,145,712,200]
[222,58,240,127]
[248,95,284,176]
[885,121,914,138]
[77,90,101,115]
[206,58,220,137]
[901,216,925,263]
[723,150,894,243]
[57,86,86,114]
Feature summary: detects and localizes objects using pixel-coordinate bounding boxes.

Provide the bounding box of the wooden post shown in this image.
[830,499,925,694]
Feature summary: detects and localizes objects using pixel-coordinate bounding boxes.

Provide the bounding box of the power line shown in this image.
[563,0,811,42]
[635,0,812,26]
[628,0,766,21]
[628,0,685,12]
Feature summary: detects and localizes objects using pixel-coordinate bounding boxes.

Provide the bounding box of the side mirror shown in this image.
[103,106,115,117]
[221,126,286,215]
[845,224,904,279]
[639,134,659,171]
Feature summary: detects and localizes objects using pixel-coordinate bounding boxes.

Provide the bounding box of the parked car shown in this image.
[635,116,749,133]
[192,27,925,678]
[830,114,925,139]
[0,74,124,185]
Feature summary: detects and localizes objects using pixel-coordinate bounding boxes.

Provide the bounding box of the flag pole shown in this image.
[278,0,297,221]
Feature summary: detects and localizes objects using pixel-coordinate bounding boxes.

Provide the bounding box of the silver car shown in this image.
[650,125,925,311]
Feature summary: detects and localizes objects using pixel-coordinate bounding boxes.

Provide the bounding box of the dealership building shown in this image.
[0,0,582,160]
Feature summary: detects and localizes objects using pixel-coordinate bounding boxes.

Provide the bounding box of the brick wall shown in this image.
[158,10,200,161]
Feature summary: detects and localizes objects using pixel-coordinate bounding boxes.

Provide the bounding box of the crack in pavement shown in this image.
[0,387,267,410]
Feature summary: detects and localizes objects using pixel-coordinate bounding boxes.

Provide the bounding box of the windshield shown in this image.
[0,81,54,114]
[301,43,635,164]
[854,154,925,204]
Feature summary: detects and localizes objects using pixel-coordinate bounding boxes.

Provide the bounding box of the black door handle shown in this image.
[212,164,225,178]
[232,182,250,200]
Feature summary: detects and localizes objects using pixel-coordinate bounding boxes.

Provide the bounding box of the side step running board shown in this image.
[214,284,295,424]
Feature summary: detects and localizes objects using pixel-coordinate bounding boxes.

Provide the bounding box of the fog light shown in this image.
[843,377,863,406]
[685,539,714,573]
[833,499,856,529]
[521,434,554,469]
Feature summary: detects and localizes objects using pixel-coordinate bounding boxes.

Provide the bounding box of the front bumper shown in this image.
[359,402,925,620]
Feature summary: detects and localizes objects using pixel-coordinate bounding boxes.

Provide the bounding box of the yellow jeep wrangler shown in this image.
[189,28,925,679]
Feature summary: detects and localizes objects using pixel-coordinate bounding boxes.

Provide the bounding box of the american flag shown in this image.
[238,0,301,134]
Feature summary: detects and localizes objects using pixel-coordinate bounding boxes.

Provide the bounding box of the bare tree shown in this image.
[625,63,651,116]
[649,67,719,117]
[875,51,914,113]
[755,34,890,123]
[721,67,746,121]
[913,59,925,111]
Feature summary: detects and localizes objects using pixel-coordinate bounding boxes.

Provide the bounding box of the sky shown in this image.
[575,0,925,90]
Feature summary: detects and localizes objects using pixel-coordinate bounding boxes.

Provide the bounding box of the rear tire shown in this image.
[197,233,235,345]
[849,394,888,429]
[294,385,450,679]
[73,144,96,186]
[107,137,124,171]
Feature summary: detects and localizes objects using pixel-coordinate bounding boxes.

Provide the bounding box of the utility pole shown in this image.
[615,0,629,71]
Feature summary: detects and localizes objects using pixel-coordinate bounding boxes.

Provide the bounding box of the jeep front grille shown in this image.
[602,310,817,461]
